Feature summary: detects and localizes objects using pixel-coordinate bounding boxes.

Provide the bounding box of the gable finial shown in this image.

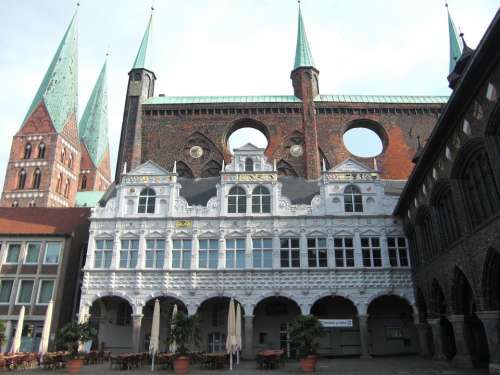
[322,159,326,172]
[221,159,225,172]
[172,161,177,174]
[122,162,127,175]
[373,158,378,171]
[273,159,277,171]
[446,1,464,73]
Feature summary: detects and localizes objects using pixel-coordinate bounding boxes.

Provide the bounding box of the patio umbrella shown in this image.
[149,299,160,371]
[235,303,242,365]
[226,299,237,370]
[10,306,25,353]
[169,304,178,353]
[39,300,53,358]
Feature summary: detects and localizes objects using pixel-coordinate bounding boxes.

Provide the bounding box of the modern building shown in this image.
[0,11,111,208]
[0,207,91,352]
[395,8,500,374]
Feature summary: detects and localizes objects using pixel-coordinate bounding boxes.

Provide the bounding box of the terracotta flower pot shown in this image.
[299,355,318,372]
[174,356,190,374]
[66,358,84,373]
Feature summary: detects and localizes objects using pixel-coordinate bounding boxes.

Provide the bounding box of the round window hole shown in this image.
[227,127,268,153]
[343,127,383,158]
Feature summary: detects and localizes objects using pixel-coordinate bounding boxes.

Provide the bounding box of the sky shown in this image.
[0,0,498,189]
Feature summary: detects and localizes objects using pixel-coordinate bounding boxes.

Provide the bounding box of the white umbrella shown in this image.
[10,306,25,353]
[235,303,242,365]
[149,299,160,371]
[169,304,178,353]
[39,300,53,358]
[226,299,237,370]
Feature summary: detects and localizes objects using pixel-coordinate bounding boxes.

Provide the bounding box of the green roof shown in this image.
[132,14,153,70]
[143,94,448,105]
[448,7,464,73]
[76,191,104,207]
[293,6,316,70]
[79,60,109,166]
[23,11,78,133]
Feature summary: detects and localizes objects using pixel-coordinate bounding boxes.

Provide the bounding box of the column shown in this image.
[427,318,446,360]
[191,230,199,270]
[243,315,254,359]
[137,234,146,269]
[380,233,390,267]
[163,230,172,270]
[326,233,335,268]
[246,193,252,217]
[1,321,12,353]
[415,322,432,357]
[358,315,371,358]
[111,231,121,269]
[353,229,363,267]
[448,314,474,368]
[245,230,253,269]
[131,313,143,352]
[475,311,500,373]
[218,230,226,270]
[299,229,307,268]
[272,230,280,269]
[78,305,90,323]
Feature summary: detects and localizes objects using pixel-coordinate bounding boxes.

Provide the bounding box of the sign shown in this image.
[324,172,378,182]
[223,173,277,182]
[319,319,353,328]
[175,220,193,228]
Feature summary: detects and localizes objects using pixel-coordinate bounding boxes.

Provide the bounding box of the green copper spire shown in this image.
[132,14,153,70]
[79,59,109,166]
[23,10,78,132]
[293,5,316,70]
[447,4,463,73]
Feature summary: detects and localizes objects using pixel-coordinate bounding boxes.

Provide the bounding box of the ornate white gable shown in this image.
[330,158,374,173]
[127,160,172,176]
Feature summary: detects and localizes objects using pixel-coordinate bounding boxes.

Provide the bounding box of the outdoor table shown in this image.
[256,349,285,370]
[202,352,227,369]
[156,352,175,369]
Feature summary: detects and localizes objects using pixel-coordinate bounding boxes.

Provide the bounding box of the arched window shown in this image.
[138,188,156,214]
[32,168,41,189]
[37,143,45,159]
[64,179,70,198]
[81,175,87,190]
[416,208,438,260]
[434,187,460,245]
[56,173,63,193]
[344,185,363,212]
[28,200,36,207]
[17,169,26,189]
[228,186,246,213]
[245,158,254,172]
[60,148,65,163]
[459,148,500,227]
[11,201,19,207]
[68,154,73,169]
[252,186,271,213]
[23,143,32,159]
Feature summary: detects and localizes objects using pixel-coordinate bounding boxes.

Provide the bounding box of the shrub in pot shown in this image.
[289,315,325,372]
[167,312,200,374]
[56,322,96,373]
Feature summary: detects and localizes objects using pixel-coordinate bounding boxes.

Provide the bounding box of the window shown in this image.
[435,188,460,245]
[253,238,273,268]
[60,148,65,163]
[416,210,437,259]
[199,239,218,269]
[44,242,61,264]
[133,72,142,81]
[17,169,26,189]
[23,143,32,159]
[120,240,139,268]
[37,280,54,304]
[64,179,70,198]
[333,237,355,267]
[280,238,300,268]
[138,188,156,214]
[388,237,409,267]
[56,173,62,193]
[11,201,19,208]
[245,158,254,171]
[252,186,271,213]
[68,154,73,169]
[25,243,41,264]
[145,239,165,268]
[172,239,191,269]
[0,280,14,304]
[226,239,245,268]
[361,237,382,267]
[80,175,87,190]
[94,239,113,268]
[344,185,363,212]
[228,186,246,213]
[16,280,34,304]
[307,238,327,267]
[28,200,36,207]
[32,168,41,189]
[385,327,403,339]
[37,143,45,159]
[207,332,226,353]
[5,244,21,264]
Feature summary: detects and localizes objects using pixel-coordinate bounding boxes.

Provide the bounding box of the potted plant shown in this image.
[56,321,96,373]
[167,312,200,374]
[289,315,325,372]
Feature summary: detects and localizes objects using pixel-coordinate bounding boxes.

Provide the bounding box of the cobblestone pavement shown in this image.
[22,356,488,374]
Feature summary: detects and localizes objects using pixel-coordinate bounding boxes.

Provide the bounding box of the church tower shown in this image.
[115,14,156,181]
[290,5,321,179]
[78,59,112,193]
[1,11,80,207]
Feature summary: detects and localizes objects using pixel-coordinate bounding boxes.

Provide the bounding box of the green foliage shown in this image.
[55,322,96,358]
[167,312,200,356]
[0,321,5,348]
[288,315,325,358]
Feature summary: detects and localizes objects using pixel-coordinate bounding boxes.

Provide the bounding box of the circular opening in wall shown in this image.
[227,126,268,153]
[343,127,384,158]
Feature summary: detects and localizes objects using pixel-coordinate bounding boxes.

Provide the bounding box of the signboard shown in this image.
[319,319,353,328]
[175,220,193,228]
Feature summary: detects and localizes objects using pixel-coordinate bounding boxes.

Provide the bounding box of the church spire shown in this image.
[132,13,153,71]
[23,9,78,133]
[293,3,316,71]
[447,3,463,73]
[79,59,109,167]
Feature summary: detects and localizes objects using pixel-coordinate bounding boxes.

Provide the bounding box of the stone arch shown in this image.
[176,161,194,178]
[201,160,221,177]
[184,132,223,163]
[252,291,303,314]
[482,247,500,310]
[343,118,389,153]
[416,288,428,323]
[276,159,297,177]
[142,292,188,307]
[450,137,486,179]
[485,100,500,138]
[86,291,137,312]
[451,266,478,315]
[430,279,448,316]
[365,290,414,309]
[225,119,271,154]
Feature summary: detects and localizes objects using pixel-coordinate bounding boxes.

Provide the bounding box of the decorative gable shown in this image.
[330,159,374,173]
[128,160,171,176]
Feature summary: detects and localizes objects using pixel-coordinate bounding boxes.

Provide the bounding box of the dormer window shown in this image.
[344,185,363,212]
[228,186,246,213]
[138,188,156,214]
[245,158,254,172]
